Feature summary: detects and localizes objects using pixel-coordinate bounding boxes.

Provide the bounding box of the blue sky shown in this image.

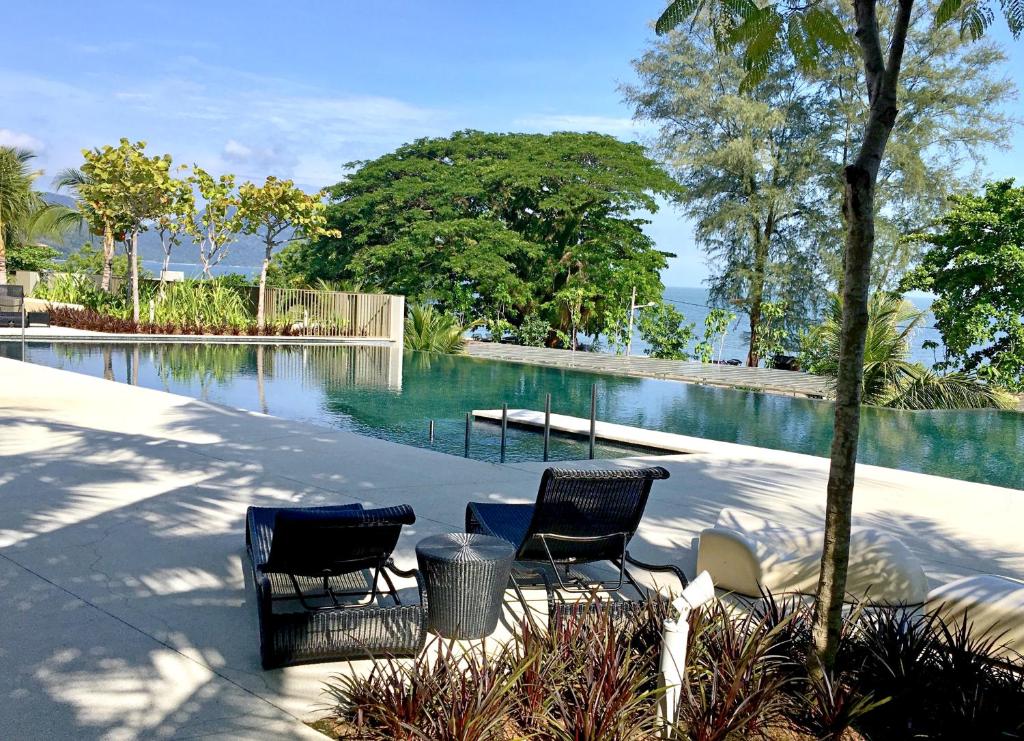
[2,0,1022,285]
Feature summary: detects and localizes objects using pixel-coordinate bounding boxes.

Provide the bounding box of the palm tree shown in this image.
[404,304,468,353]
[0,147,78,284]
[803,292,1013,410]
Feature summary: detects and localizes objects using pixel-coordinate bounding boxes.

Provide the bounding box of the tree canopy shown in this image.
[285,130,679,342]
[626,1,1012,365]
[903,179,1024,392]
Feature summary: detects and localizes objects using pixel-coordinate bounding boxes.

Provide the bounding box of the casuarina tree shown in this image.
[654,0,1020,674]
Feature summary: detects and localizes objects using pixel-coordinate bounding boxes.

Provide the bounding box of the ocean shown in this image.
[629,286,943,367]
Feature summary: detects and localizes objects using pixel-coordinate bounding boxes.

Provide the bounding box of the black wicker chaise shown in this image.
[465,466,686,616]
[245,503,428,669]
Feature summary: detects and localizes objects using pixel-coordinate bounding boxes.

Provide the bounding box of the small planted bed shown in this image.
[316,597,1024,740]
[48,305,325,337]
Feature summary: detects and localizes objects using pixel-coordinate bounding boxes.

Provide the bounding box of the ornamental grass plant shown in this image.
[319,596,1024,740]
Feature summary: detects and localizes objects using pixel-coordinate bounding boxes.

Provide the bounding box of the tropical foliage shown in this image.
[654,0,1021,677]
[637,301,696,360]
[6,242,61,272]
[902,179,1024,392]
[626,2,1012,365]
[236,176,338,327]
[0,147,76,282]
[802,292,1012,409]
[403,304,468,354]
[281,130,679,345]
[319,597,1024,740]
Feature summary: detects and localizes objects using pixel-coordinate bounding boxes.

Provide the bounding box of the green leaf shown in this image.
[655,0,705,35]
[934,0,966,26]
[960,2,995,38]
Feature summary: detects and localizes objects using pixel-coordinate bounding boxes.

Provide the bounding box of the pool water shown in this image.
[5,342,1022,489]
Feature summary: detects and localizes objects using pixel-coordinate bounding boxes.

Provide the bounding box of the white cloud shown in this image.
[223,139,253,159]
[513,114,651,139]
[0,64,451,187]
[0,128,44,151]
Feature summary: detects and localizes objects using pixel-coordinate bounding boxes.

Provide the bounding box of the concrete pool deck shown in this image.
[1,356,1022,739]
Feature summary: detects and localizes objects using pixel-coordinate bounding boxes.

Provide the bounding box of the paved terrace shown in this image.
[1,356,1021,738]
[465,341,834,398]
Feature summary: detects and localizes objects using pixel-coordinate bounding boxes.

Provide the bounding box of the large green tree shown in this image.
[903,179,1024,392]
[291,130,679,342]
[817,0,1012,288]
[626,28,833,366]
[655,0,1019,675]
[236,176,338,328]
[78,140,175,322]
[188,167,239,278]
[627,2,1010,365]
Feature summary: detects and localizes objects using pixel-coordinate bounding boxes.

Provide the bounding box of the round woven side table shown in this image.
[415,532,515,639]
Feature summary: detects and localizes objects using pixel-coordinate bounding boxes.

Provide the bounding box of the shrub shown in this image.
[514,313,551,347]
[152,280,252,328]
[319,597,1024,741]
[404,304,467,353]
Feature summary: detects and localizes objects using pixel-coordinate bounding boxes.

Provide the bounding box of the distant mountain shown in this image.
[40,192,292,267]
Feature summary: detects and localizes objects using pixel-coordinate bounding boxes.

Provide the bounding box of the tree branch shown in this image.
[883,0,915,100]
[852,0,886,103]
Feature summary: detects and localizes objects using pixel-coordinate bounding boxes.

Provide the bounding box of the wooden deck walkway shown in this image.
[465,342,834,399]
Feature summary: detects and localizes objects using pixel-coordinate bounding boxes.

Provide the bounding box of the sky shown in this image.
[2,0,1022,287]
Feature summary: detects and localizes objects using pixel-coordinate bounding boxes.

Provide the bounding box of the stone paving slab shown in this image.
[1,356,1021,738]
[465,341,833,398]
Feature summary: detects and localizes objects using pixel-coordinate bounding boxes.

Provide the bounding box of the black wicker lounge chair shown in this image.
[465,466,686,616]
[245,503,428,669]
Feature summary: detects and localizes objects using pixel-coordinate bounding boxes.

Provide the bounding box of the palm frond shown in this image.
[404,303,467,354]
[883,367,1015,410]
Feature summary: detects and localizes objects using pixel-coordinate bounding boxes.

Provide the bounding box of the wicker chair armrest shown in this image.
[385,559,418,579]
[384,560,429,614]
[624,551,688,589]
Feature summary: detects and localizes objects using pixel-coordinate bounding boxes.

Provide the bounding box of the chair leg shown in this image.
[508,570,548,633]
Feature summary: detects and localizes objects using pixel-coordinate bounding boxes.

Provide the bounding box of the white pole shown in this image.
[20,295,26,362]
[626,286,636,357]
[658,571,715,738]
[659,616,689,737]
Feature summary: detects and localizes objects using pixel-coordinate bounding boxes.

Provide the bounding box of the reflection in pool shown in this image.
[6,341,1022,489]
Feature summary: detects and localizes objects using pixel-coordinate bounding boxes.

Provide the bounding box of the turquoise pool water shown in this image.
[5,341,1021,489]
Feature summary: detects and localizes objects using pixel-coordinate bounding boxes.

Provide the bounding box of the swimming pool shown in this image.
[5,341,1021,489]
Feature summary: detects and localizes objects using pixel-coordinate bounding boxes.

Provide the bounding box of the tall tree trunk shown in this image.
[0,218,8,285]
[257,237,272,331]
[747,295,762,367]
[808,0,913,676]
[130,231,140,323]
[101,224,114,293]
[746,236,769,367]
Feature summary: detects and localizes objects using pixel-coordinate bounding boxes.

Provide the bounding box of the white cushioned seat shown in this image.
[926,574,1024,657]
[696,508,928,605]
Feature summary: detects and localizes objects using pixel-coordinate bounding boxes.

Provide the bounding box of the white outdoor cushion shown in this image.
[696,508,928,605]
[926,574,1024,657]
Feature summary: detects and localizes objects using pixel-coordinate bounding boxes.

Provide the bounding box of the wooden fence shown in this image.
[262,287,401,340]
[24,271,404,343]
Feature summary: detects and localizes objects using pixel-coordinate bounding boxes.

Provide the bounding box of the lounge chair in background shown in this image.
[465,466,686,616]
